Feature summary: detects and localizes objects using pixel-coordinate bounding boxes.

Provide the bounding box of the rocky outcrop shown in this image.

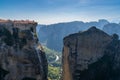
[38,19,109,52]
[0,19,48,80]
[62,27,120,80]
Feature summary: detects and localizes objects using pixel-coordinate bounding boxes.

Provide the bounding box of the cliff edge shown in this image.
[0,19,48,80]
[62,27,120,80]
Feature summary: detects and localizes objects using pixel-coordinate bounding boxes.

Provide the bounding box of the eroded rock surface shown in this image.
[0,19,48,80]
[62,27,120,80]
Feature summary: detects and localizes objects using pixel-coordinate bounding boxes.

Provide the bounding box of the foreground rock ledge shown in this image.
[62,27,120,80]
[0,19,48,80]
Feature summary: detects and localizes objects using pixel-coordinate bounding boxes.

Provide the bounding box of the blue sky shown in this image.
[0,0,120,24]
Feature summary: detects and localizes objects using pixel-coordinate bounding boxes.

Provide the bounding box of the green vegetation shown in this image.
[43,46,62,80]
[43,46,61,65]
[48,65,61,80]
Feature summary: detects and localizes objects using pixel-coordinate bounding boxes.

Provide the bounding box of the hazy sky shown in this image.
[0,0,120,24]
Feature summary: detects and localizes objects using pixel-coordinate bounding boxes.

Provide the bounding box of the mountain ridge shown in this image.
[38,19,109,52]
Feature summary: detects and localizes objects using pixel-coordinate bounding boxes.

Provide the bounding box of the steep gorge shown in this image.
[1,19,120,80]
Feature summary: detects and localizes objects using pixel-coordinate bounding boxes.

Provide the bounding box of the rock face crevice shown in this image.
[62,27,120,80]
[0,19,48,80]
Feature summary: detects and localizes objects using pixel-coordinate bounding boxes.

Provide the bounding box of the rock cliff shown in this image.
[62,27,120,80]
[38,19,109,51]
[0,19,48,80]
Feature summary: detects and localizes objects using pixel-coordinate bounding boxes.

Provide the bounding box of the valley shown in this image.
[1,0,120,80]
[0,19,120,80]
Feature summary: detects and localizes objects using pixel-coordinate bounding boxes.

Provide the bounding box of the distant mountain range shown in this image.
[103,23,120,37]
[37,19,120,52]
